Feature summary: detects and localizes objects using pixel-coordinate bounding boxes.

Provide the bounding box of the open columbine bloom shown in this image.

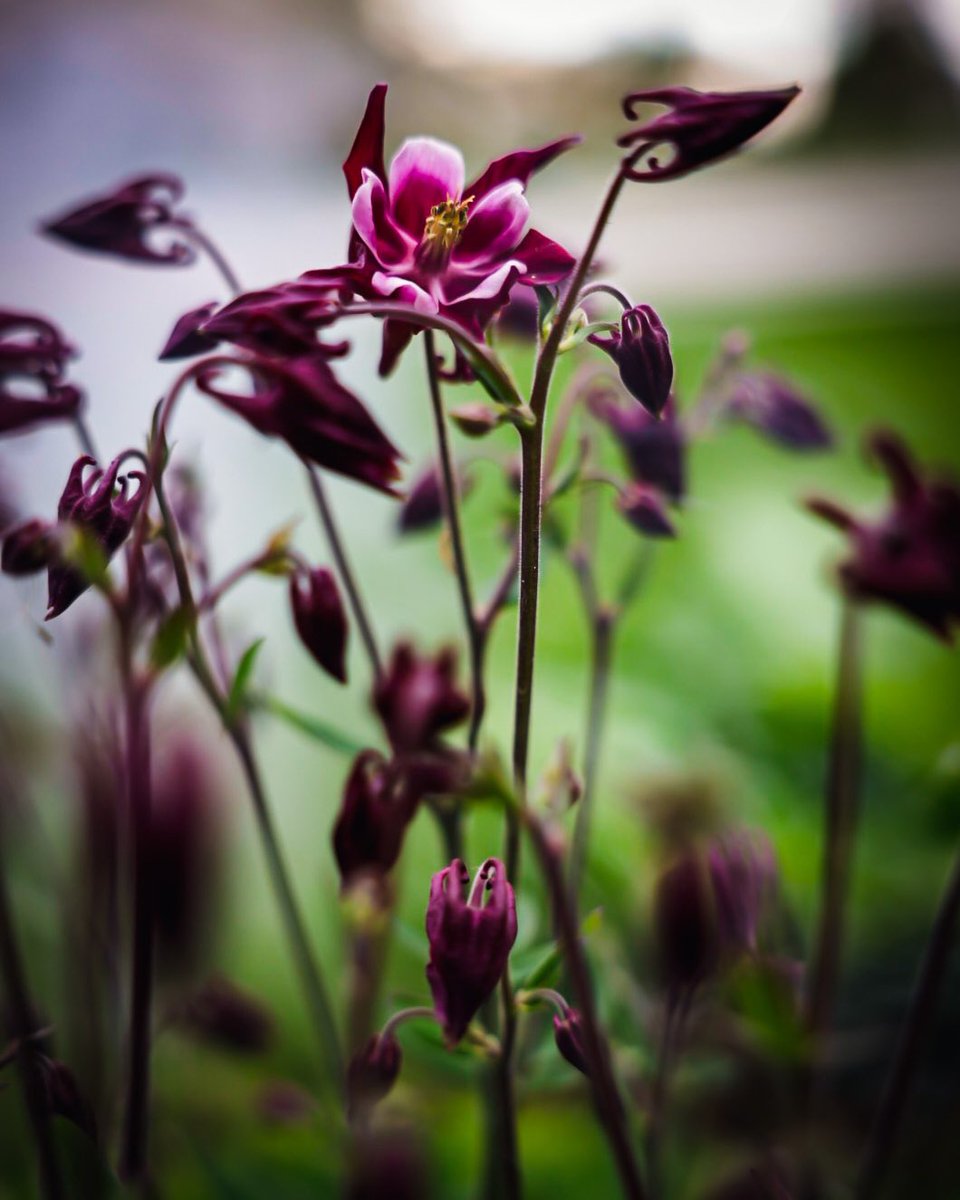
[319,84,578,374]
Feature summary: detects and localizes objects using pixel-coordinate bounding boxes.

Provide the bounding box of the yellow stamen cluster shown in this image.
[422,195,474,253]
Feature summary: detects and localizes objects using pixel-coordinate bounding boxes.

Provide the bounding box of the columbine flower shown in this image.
[1,309,83,437]
[552,1005,590,1076]
[726,371,832,450]
[332,751,421,885]
[41,173,195,265]
[158,302,220,361]
[289,565,349,682]
[201,282,350,359]
[425,858,517,1045]
[46,453,147,618]
[327,82,578,374]
[590,390,686,503]
[397,461,473,535]
[589,304,673,417]
[807,430,960,640]
[373,641,470,754]
[195,355,402,494]
[346,1032,402,1119]
[617,85,800,182]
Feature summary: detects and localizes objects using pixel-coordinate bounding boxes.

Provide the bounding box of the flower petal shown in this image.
[370,271,439,315]
[352,171,416,270]
[454,181,528,266]
[343,83,388,197]
[514,229,576,285]
[466,135,581,199]
[388,138,465,237]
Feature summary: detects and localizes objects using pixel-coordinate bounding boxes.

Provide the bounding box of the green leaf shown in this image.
[535,284,558,330]
[226,638,265,720]
[256,694,365,756]
[558,318,617,354]
[149,604,195,670]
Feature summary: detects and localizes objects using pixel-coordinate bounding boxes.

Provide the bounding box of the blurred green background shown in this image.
[2,1,960,1196]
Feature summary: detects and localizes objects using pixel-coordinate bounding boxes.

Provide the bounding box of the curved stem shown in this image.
[423,330,485,753]
[856,846,960,1200]
[171,221,242,295]
[578,282,632,311]
[380,1006,439,1041]
[303,464,383,684]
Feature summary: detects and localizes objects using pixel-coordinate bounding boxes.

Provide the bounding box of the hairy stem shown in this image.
[304,464,383,683]
[856,846,960,1200]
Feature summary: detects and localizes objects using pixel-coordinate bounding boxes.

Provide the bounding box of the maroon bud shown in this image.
[46,452,147,619]
[333,751,419,885]
[158,301,220,361]
[290,566,349,683]
[1,309,84,437]
[589,304,673,417]
[617,483,676,538]
[726,372,832,450]
[397,462,473,534]
[425,858,517,1045]
[806,430,960,640]
[1,518,56,576]
[346,1032,402,1119]
[589,391,686,501]
[654,852,719,994]
[203,281,349,359]
[617,85,800,182]
[449,403,502,439]
[196,354,403,494]
[553,1006,589,1076]
[175,976,275,1053]
[373,642,470,755]
[41,173,194,265]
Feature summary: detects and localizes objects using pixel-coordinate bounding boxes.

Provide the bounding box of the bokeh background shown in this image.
[2,0,960,1196]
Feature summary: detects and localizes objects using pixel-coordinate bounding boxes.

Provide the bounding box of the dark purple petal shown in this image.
[553,1008,590,1076]
[726,372,832,450]
[378,319,417,378]
[1,518,56,576]
[466,135,581,199]
[347,1033,402,1119]
[41,173,194,264]
[0,386,83,437]
[514,229,577,286]
[373,642,470,754]
[290,565,349,682]
[617,483,676,538]
[158,301,220,361]
[204,283,348,358]
[454,181,528,265]
[589,391,686,501]
[332,750,420,884]
[590,304,673,417]
[343,83,388,197]
[397,461,473,534]
[618,85,800,182]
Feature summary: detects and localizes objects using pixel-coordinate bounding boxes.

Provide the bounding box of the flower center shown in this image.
[417,195,474,270]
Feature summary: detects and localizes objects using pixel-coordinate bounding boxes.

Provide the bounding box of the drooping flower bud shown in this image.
[397,461,473,534]
[806,430,960,640]
[173,976,275,1053]
[158,301,220,361]
[1,309,84,437]
[425,858,517,1045]
[553,1006,590,1076]
[41,173,194,265]
[589,304,673,417]
[290,565,349,683]
[196,354,403,494]
[46,453,147,618]
[346,1032,402,1119]
[617,482,676,538]
[589,390,686,501]
[726,372,832,450]
[617,85,800,182]
[654,852,719,994]
[333,751,420,885]
[1,518,56,576]
[202,281,350,359]
[373,642,470,755]
[449,403,503,439]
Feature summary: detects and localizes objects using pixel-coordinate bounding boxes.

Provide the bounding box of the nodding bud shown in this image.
[726,372,832,451]
[449,403,503,439]
[158,301,220,361]
[173,976,275,1053]
[617,482,676,538]
[333,751,419,885]
[290,565,349,683]
[397,461,473,535]
[41,173,195,265]
[553,1006,590,1076]
[589,304,673,417]
[373,642,470,754]
[346,1032,402,1119]
[1,309,84,437]
[806,429,960,640]
[425,858,518,1045]
[589,391,686,502]
[1,518,56,576]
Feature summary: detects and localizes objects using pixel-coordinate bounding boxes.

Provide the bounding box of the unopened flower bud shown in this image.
[449,403,502,438]
[346,1032,402,1119]
[290,565,349,683]
[553,1006,590,1076]
[1,518,56,575]
[158,301,220,361]
[617,482,676,538]
[397,462,473,535]
[589,304,673,417]
[726,372,831,450]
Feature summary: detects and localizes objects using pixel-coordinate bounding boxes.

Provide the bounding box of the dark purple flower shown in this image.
[196,355,403,494]
[290,565,349,683]
[425,858,517,1045]
[617,85,800,182]
[202,281,350,359]
[590,390,686,501]
[807,430,960,640]
[46,453,147,619]
[397,461,473,534]
[174,976,275,1053]
[589,304,673,417]
[372,641,470,754]
[41,173,194,265]
[333,751,421,885]
[346,1032,402,1119]
[1,518,56,576]
[158,301,220,361]
[330,83,578,374]
[707,831,777,955]
[617,483,676,538]
[726,372,832,450]
[1,309,83,437]
[553,1006,589,1076]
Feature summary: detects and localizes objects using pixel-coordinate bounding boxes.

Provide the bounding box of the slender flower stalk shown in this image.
[169,220,243,295]
[856,847,960,1200]
[304,464,383,683]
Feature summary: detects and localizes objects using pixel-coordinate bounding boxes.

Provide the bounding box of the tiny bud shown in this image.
[397,461,473,534]
[174,976,275,1053]
[553,1007,590,1076]
[347,1032,402,1119]
[158,301,220,361]
[589,304,673,417]
[290,565,349,682]
[449,403,502,438]
[1,518,56,576]
[617,483,676,538]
